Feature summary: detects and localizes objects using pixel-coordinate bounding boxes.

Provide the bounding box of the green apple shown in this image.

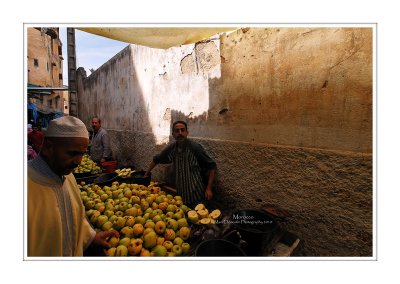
[132,223,144,237]
[119,237,131,247]
[96,215,108,228]
[166,218,179,231]
[90,210,101,224]
[165,212,174,219]
[113,216,126,230]
[124,207,138,217]
[115,245,128,256]
[106,199,115,206]
[152,215,162,223]
[172,245,182,256]
[106,247,117,256]
[155,195,164,204]
[120,226,134,238]
[142,213,150,221]
[143,227,155,236]
[140,200,149,211]
[179,226,191,241]
[166,204,176,213]
[109,215,118,224]
[127,239,142,256]
[108,236,120,248]
[158,202,168,211]
[145,196,154,205]
[173,237,184,246]
[157,237,165,246]
[164,228,176,241]
[151,245,168,256]
[143,231,157,249]
[85,209,94,217]
[115,211,124,217]
[180,205,189,213]
[154,221,166,235]
[181,243,191,255]
[135,216,146,225]
[144,220,155,229]
[118,201,129,212]
[140,248,151,256]
[130,196,141,205]
[85,200,95,210]
[173,211,184,220]
[101,221,113,231]
[105,203,114,211]
[124,190,132,199]
[104,210,114,219]
[81,196,89,204]
[162,240,174,251]
[120,197,129,203]
[177,218,188,229]
[125,216,136,227]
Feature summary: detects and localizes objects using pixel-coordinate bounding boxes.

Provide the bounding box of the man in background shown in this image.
[144,120,217,209]
[89,116,113,164]
[28,124,44,153]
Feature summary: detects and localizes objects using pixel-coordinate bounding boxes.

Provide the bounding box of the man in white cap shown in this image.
[27,115,119,256]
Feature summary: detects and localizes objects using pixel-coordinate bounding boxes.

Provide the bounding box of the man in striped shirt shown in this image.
[144,121,217,209]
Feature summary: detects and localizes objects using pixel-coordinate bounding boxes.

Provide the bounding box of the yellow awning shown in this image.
[77,27,238,49]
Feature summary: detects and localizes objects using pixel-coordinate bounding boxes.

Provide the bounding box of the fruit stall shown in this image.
[75,156,301,257]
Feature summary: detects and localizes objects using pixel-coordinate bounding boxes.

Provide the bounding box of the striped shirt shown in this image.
[153,139,216,206]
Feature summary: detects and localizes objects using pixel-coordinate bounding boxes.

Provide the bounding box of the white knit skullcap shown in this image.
[45,116,89,139]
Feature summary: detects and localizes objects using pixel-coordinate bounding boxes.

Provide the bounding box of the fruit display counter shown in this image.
[79,181,196,257]
[73,154,102,175]
[78,172,301,257]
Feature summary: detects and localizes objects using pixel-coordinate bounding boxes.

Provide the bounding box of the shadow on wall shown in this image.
[77,47,159,172]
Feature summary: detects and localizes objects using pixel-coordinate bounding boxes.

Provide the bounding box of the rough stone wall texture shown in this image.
[77,27,373,256]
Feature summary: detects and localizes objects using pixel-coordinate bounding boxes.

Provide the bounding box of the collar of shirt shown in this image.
[29,155,65,184]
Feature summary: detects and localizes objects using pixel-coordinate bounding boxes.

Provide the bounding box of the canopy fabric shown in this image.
[77,27,238,49]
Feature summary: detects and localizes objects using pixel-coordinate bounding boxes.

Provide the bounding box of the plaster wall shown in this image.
[77,27,373,256]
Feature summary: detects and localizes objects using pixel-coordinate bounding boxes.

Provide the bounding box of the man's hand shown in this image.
[205,186,213,200]
[92,230,120,249]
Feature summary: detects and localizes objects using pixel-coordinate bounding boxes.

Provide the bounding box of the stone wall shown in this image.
[77,27,373,256]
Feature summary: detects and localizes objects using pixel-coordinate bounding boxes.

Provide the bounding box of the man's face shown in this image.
[172,123,188,142]
[91,118,101,132]
[43,137,89,176]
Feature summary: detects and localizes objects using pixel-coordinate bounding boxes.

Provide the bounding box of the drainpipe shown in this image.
[67,28,78,117]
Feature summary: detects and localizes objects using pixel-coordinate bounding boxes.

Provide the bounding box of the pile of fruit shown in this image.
[74,154,102,174]
[187,203,221,225]
[115,168,135,178]
[78,181,192,257]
